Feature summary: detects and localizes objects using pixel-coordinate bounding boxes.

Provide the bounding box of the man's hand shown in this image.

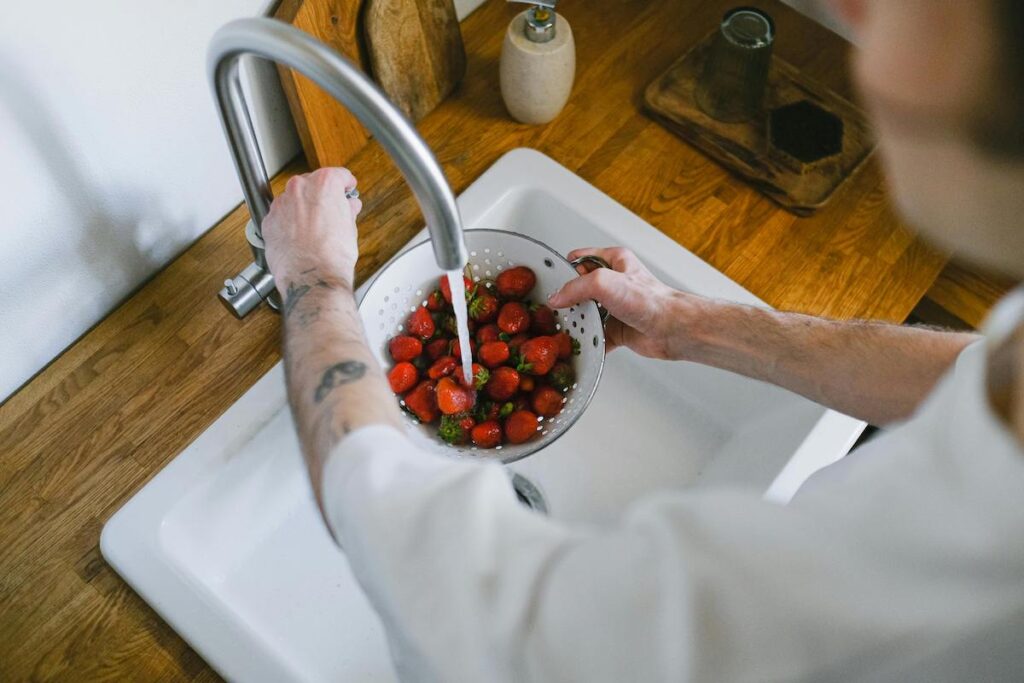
[262,167,363,293]
[548,246,976,425]
[548,247,713,360]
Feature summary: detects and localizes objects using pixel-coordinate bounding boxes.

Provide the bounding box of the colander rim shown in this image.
[357,227,607,465]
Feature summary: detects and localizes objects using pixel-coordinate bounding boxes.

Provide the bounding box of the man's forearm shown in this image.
[278,272,402,506]
[684,300,979,425]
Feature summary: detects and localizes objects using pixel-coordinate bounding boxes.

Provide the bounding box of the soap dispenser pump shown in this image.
[500,0,575,125]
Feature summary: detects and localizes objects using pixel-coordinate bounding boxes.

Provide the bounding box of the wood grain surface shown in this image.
[0,0,948,679]
[363,0,466,121]
[274,0,371,168]
[645,31,875,215]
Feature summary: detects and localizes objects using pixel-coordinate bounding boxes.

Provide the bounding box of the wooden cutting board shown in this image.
[363,0,466,122]
[274,0,370,168]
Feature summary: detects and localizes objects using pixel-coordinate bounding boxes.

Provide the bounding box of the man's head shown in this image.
[832,0,1024,275]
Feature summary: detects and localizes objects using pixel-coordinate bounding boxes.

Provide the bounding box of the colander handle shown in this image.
[569,255,612,323]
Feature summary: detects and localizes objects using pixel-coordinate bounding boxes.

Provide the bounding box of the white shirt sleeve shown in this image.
[320,404,1024,682]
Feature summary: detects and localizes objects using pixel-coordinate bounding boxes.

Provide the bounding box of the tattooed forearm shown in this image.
[282,278,334,318]
[314,360,367,403]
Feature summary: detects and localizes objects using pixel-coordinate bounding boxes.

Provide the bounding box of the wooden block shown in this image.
[274,0,371,169]
[644,30,875,215]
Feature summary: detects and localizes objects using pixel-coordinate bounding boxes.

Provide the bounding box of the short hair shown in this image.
[975,0,1024,157]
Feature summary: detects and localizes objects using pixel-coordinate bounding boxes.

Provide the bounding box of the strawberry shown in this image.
[458,363,490,391]
[471,420,502,448]
[427,356,458,380]
[517,336,559,376]
[404,380,439,423]
[519,375,535,393]
[407,306,435,340]
[469,293,499,322]
[508,333,529,354]
[497,302,530,335]
[485,366,520,400]
[554,330,577,360]
[436,377,476,415]
[549,362,576,391]
[439,274,475,304]
[388,335,423,362]
[476,324,501,345]
[425,290,445,312]
[425,337,450,361]
[478,341,510,368]
[439,414,475,445]
[452,337,477,360]
[531,304,558,335]
[512,395,530,412]
[505,409,539,444]
[388,361,419,394]
[531,386,564,417]
[475,399,501,422]
[496,266,536,299]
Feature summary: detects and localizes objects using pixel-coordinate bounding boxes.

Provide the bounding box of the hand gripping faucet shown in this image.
[208,18,468,317]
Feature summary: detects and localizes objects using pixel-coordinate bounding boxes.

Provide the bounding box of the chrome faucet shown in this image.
[208,17,468,317]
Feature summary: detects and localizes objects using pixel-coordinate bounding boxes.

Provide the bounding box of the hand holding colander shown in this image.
[359,228,608,464]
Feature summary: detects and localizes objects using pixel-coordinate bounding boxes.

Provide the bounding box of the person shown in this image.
[260,0,1024,680]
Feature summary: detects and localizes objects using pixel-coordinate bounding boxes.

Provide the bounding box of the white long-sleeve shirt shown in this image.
[322,311,1024,682]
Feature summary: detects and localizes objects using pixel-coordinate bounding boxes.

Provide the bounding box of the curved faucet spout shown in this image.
[208,17,468,317]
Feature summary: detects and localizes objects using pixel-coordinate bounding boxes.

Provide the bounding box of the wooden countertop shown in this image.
[0,0,946,679]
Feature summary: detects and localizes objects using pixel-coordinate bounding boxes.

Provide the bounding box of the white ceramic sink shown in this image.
[102,148,865,682]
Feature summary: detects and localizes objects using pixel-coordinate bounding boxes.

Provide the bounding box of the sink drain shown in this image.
[509,472,548,515]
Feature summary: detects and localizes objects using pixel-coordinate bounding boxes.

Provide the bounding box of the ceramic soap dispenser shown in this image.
[500,0,575,125]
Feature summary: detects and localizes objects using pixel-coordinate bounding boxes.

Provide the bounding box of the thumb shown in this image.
[548,268,618,309]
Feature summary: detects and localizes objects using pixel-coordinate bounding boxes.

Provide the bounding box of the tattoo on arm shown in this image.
[314,360,367,403]
[283,278,334,318]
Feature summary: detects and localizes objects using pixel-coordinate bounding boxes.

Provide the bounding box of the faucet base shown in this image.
[219,262,277,318]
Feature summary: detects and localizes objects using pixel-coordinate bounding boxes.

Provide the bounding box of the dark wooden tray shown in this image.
[644,32,875,215]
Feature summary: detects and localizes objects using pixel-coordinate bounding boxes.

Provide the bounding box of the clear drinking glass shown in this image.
[695,7,775,123]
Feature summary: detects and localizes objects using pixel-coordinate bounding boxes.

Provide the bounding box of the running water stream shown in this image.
[446,270,474,385]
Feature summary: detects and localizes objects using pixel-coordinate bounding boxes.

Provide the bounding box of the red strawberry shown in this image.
[388,336,423,362]
[404,380,439,423]
[475,399,501,422]
[458,363,490,391]
[519,375,536,393]
[549,361,576,391]
[471,420,502,448]
[479,341,510,368]
[427,356,458,380]
[554,331,576,360]
[425,338,450,361]
[468,293,499,322]
[436,377,476,415]
[388,362,419,394]
[439,274,474,304]
[476,324,501,345]
[452,337,477,359]
[518,336,559,376]
[531,304,558,335]
[496,266,537,299]
[425,290,445,312]
[485,366,520,400]
[439,414,475,445]
[497,302,530,334]
[508,333,529,354]
[531,386,564,417]
[505,409,539,444]
[407,306,435,339]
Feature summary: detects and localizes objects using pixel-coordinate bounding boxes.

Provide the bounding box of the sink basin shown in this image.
[101,148,865,682]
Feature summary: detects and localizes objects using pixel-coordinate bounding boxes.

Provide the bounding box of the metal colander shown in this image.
[359,228,606,464]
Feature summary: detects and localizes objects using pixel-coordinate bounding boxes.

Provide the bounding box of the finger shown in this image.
[566,246,641,272]
[548,267,619,309]
[348,197,363,217]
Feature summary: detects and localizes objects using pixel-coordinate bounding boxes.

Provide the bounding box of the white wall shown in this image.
[0,0,836,403]
[0,0,487,402]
